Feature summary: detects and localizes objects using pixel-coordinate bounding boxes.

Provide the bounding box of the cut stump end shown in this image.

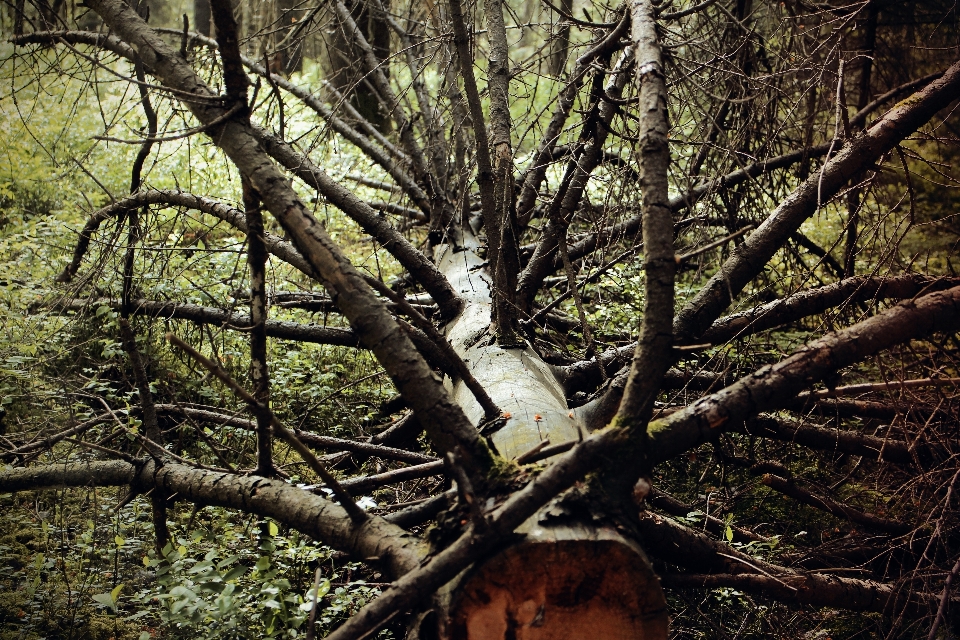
[448,525,668,640]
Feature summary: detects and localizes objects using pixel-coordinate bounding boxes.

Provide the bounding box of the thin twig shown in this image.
[93,103,244,144]
[675,225,755,264]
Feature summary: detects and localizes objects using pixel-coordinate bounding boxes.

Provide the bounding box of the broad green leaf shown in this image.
[92,593,116,611]
[222,565,248,582]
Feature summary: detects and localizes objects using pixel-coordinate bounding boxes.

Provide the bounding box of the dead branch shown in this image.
[760,473,911,535]
[674,60,960,342]
[700,275,960,345]
[0,460,424,577]
[647,285,960,466]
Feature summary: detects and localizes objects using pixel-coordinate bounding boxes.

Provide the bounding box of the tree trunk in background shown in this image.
[276,0,304,73]
[547,0,572,77]
[321,0,390,130]
[194,0,211,35]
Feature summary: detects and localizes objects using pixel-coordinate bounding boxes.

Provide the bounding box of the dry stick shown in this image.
[362,276,500,420]
[803,377,960,399]
[151,404,435,464]
[92,103,245,144]
[515,439,551,465]
[306,567,323,640]
[446,451,484,528]
[658,0,720,20]
[339,460,445,493]
[383,491,456,528]
[120,50,155,316]
[369,411,424,447]
[260,72,428,212]
[516,440,575,464]
[119,318,170,554]
[541,0,619,27]
[165,333,368,522]
[252,54,425,209]
[786,396,937,422]
[761,474,911,535]
[0,414,112,459]
[55,297,361,348]
[262,51,285,141]
[674,224,755,264]
[791,231,845,279]
[56,190,296,284]
[929,555,960,640]
[62,437,138,464]
[117,318,167,458]
[556,144,831,272]
[715,552,798,591]
[134,435,230,473]
[294,431,437,465]
[241,178,274,477]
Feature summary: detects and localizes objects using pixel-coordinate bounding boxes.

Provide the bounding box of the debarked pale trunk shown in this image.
[431,231,668,640]
[436,229,579,461]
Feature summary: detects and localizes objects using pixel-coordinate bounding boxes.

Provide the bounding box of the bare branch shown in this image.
[674,60,960,342]
[0,460,424,577]
[648,286,960,466]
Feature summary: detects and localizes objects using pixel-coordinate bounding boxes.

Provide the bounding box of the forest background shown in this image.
[0,0,958,638]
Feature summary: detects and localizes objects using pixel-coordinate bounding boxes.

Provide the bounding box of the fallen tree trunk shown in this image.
[430,201,667,640]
